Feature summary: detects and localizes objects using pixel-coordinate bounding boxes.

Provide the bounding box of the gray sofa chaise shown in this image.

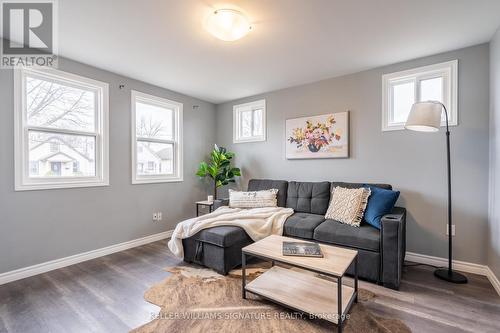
[183,179,406,289]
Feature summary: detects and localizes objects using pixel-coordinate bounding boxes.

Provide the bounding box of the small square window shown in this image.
[233,100,266,143]
[382,60,458,131]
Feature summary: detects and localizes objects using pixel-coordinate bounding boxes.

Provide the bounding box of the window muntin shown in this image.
[14,67,109,190]
[233,99,266,143]
[131,91,182,183]
[382,60,457,131]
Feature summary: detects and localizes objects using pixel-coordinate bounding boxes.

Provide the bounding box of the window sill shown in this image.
[382,121,458,132]
[132,177,183,185]
[15,181,110,191]
[233,136,266,143]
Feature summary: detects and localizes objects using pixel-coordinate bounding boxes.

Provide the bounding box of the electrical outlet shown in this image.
[152,212,163,222]
[446,224,456,236]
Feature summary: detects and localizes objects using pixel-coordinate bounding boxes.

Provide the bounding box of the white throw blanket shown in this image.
[168,206,294,258]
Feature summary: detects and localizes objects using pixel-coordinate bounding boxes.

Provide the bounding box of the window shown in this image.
[131,90,183,184]
[382,60,458,131]
[233,99,266,143]
[14,67,109,190]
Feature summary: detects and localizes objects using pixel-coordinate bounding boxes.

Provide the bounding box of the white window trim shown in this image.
[14,66,109,191]
[131,90,183,184]
[382,60,458,131]
[233,99,266,143]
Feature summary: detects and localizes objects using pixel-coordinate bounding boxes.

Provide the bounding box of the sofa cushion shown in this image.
[194,226,249,248]
[286,181,331,214]
[284,213,326,239]
[229,189,278,208]
[363,184,400,229]
[248,179,288,207]
[313,219,380,252]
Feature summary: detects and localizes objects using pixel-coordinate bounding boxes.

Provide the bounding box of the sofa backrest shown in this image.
[247,179,393,213]
[247,179,288,207]
[286,181,331,215]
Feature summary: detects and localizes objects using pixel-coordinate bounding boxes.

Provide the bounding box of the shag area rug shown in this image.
[131,265,411,333]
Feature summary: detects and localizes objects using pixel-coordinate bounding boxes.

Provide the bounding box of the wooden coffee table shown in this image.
[242,235,358,332]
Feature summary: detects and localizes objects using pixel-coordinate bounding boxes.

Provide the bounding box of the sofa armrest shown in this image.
[380,206,406,289]
[213,198,229,210]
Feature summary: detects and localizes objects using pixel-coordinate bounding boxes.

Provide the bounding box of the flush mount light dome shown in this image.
[205,9,251,41]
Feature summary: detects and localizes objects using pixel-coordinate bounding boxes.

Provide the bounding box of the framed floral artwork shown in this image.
[286,111,349,159]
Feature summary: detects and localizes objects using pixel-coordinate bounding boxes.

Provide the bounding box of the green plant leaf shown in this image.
[196,146,240,185]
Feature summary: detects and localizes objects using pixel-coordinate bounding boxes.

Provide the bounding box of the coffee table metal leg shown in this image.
[242,253,247,299]
[354,255,358,303]
[338,276,343,333]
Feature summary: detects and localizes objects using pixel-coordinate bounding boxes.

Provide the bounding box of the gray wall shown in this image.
[0,57,216,274]
[489,28,500,279]
[216,44,490,265]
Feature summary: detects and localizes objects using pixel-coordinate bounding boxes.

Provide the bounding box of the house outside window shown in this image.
[131,90,183,184]
[233,99,266,143]
[29,161,39,175]
[14,67,109,190]
[382,60,458,131]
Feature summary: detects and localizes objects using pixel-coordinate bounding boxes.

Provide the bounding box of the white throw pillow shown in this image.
[325,186,371,227]
[229,189,279,208]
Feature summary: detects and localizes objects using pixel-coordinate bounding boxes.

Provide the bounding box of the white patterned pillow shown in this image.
[229,189,279,208]
[325,186,371,227]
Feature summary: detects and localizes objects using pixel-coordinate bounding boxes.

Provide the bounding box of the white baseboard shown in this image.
[485,267,500,296]
[0,230,174,286]
[406,251,500,296]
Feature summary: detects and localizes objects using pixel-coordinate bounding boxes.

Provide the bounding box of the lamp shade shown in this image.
[405,101,443,132]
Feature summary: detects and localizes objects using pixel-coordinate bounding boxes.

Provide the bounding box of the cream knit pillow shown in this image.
[325,186,371,227]
[229,189,279,208]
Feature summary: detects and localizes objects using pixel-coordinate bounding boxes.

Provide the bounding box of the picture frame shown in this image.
[285,111,349,159]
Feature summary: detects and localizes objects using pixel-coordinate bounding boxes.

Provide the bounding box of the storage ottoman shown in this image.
[182,226,253,275]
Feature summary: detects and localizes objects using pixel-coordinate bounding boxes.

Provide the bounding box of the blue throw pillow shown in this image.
[363,185,400,229]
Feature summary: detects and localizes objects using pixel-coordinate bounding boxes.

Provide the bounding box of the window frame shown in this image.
[233,99,266,143]
[14,66,109,191]
[131,90,183,184]
[382,60,458,131]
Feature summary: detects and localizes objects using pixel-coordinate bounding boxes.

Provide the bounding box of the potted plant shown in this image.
[196,145,241,200]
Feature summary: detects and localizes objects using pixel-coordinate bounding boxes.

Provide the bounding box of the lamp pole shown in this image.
[434,103,467,283]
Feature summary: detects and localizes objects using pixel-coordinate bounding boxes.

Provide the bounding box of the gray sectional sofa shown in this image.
[183,179,406,289]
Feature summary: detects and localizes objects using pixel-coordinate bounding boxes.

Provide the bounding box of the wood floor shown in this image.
[0,239,499,333]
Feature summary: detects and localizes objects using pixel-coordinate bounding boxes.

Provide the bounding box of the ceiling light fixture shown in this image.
[205,9,251,41]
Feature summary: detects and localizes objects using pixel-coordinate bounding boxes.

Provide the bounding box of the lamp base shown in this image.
[434,268,468,284]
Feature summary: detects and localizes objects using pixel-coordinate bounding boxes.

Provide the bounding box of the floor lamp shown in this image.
[405,101,468,284]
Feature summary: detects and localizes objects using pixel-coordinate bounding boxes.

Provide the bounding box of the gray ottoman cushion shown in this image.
[286,181,331,214]
[284,213,326,239]
[313,219,380,252]
[248,179,289,207]
[196,226,250,247]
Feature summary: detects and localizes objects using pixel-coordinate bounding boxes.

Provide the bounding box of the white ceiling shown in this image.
[58,0,500,104]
